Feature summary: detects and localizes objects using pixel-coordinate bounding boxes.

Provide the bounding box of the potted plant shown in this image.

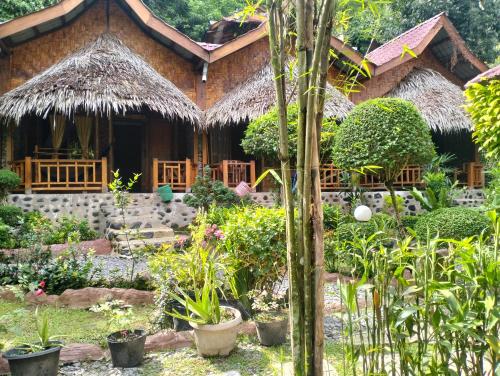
[2,308,63,376]
[169,261,242,357]
[90,300,146,368]
[249,288,288,346]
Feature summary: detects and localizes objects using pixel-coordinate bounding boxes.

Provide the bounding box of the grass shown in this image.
[0,299,155,348]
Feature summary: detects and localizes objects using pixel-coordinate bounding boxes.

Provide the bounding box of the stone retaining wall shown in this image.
[7,190,484,234]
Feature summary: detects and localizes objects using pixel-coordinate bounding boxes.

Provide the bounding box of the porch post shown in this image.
[101,157,108,193]
[466,162,474,188]
[222,160,229,187]
[202,131,209,167]
[152,158,159,192]
[24,157,32,194]
[185,158,192,191]
[108,114,113,178]
[249,160,256,187]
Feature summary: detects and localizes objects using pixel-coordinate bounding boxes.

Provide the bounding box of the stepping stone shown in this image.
[114,236,176,252]
[108,227,174,241]
[60,343,105,363]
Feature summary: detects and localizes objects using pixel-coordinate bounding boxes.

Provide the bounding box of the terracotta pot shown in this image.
[255,317,288,346]
[189,306,242,357]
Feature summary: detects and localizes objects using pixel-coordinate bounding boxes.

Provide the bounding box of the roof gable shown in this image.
[366,13,488,82]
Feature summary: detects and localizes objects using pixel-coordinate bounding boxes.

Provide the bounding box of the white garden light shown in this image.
[354,205,372,222]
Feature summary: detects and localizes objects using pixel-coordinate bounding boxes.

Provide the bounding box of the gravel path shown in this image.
[85,255,149,280]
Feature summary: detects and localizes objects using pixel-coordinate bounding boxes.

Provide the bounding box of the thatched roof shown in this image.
[386,68,472,133]
[0,33,202,124]
[205,63,354,127]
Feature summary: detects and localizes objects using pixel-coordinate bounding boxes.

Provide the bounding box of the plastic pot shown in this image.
[255,317,288,346]
[107,329,146,368]
[3,342,62,376]
[189,306,242,357]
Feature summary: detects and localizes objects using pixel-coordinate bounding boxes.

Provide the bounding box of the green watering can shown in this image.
[157,184,173,203]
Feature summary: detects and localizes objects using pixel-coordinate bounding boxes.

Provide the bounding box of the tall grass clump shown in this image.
[336,211,499,376]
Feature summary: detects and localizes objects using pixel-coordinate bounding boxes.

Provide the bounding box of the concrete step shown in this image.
[114,236,176,252]
[100,205,167,217]
[107,227,175,241]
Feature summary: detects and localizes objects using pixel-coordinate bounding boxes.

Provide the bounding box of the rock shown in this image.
[60,343,105,363]
[50,239,113,256]
[25,291,59,306]
[0,287,16,301]
[144,330,192,352]
[57,287,154,308]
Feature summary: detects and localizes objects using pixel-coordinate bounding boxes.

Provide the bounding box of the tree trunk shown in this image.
[386,182,405,237]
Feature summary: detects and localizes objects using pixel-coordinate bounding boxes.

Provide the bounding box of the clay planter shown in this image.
[255,316,288,346]
[2,342,62,376]
[107,329,146,368]
[189,306,242,357]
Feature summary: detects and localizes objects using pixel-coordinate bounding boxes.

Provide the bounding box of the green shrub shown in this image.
[0,170,21,202]
[47,216,97,244]
[0,220,15,249]
[183,166,244,210]
[371,213,397,232]
[415,207,491,240]
[335,221,378,244]
[401,215,420,230]
[323,204,353,230]
[220,206,286,308]
[0,205,24,227]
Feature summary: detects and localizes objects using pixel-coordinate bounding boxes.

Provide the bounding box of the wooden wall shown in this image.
[0,0,198,100]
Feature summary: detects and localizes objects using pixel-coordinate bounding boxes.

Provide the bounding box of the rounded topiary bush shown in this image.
[0,169,21,202]
[0,205,24,227]
[415,207,491,240]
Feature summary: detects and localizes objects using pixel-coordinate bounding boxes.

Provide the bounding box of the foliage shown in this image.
[0,170,21,203]
[0,0,56,22]
[0,220,15,249]
[248,288,287,322]
[21,308,63,353]
[45,215,97,244]
[382,194,403,215]
[332,98,435,182]
[411,171,459,211]
[167,259,225,325]
[143,0,245,41]
[484,166,500,212]
[332,98,435,228]
[241,103,337,162]
[183,167,243,210]
[0,205,23,227]
[108,170,141,283]
[465,79,500,162]
[338,212,500,375]
[415,207,491,240]
[401,215,420,230]
[90,300,135,332]
[219,205,287,308]
[323,204,353,230]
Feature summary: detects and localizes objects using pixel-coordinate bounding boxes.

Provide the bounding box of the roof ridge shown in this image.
[367,12,444,61]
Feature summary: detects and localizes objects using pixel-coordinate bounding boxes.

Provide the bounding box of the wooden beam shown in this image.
[202,131,209,166]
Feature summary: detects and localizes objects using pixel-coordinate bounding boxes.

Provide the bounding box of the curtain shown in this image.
[75,116,93,159]
[49,114,66,157]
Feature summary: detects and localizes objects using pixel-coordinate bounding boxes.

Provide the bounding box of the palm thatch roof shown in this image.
[205,63,354,127]
[0,33,201,124]
[386,68,472,133]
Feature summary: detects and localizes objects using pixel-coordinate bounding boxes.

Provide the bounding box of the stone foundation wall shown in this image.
[7,190,485,234]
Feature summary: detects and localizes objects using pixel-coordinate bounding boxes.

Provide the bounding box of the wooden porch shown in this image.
[10,157,484,193]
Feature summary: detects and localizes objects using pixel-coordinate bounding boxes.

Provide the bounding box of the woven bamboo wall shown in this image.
[349,49,465,104]
[1,0,197,100]
[205,38,270,109]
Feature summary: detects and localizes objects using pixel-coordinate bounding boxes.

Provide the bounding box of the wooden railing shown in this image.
[152,158,193,192]
[211,160,256,188]
[10,157,108,193]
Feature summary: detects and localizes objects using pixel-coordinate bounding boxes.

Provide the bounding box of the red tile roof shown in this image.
[366,13,444,66]
[466,65,500,85]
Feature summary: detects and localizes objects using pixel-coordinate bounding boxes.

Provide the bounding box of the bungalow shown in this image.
[0,1,489,195]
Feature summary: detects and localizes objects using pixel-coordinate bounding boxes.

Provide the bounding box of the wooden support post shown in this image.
[202,131,209,167]
[466,162,474,188]
[249,160,256,187]
[185,158,192,191]
[108,114,113,179]
[152,158,159,192]
[222,160,229,187]
[101,157,108,193]
[95,116,100,158]
[24,157,32,194]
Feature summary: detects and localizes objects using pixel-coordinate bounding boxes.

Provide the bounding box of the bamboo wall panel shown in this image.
[1,0,197,100]
[205,38,270,109]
